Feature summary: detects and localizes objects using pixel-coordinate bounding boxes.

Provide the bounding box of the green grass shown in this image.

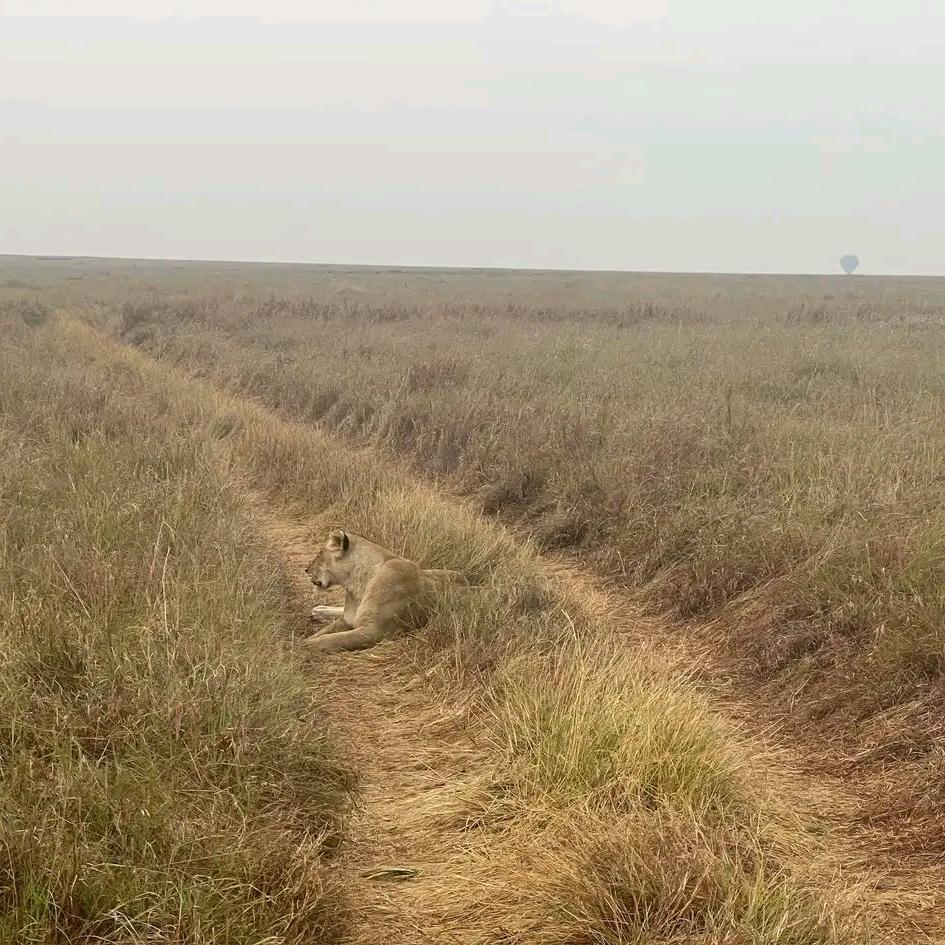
[494,646,744,814]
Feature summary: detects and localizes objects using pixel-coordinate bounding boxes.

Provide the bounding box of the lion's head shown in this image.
[304,529,350,590]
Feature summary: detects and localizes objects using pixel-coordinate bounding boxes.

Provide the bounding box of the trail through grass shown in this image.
[30,312,912,945]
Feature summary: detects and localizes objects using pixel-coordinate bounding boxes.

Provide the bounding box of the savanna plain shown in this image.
[3,255,945,943]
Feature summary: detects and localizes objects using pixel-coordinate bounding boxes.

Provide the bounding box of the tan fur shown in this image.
[304,529,468,654]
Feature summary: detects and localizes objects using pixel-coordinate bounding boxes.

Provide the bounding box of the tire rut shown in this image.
[258,512,502,945]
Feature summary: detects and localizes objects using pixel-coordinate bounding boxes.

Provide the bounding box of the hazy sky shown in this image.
[2,1,944,273]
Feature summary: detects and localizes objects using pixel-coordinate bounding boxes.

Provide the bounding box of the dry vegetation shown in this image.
[3,255,945,942]
[0,315,352,942]
[85,272,945,736]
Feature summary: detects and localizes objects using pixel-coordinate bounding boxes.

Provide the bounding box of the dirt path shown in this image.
[560,575,945,941]
[74,316,945,941]
[259,512,503,944]
[260,506,944,944]
[572,570,945,905]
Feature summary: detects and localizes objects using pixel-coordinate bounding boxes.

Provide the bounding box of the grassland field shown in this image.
[2,253,945,943]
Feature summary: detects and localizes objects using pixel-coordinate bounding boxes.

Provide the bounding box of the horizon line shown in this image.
[2,252,941,280]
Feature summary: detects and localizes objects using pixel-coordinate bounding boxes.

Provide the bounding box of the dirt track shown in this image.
[258,506,944,944]
[88,317,945,943]
[261,512,508,944]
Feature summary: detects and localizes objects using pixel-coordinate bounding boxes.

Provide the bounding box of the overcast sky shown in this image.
[1,1,943,274]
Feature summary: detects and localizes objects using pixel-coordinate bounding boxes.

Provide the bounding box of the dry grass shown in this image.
[61,275,945,744]
[3,257,942,941]
[0,315,353,943]
[50,315,885,943]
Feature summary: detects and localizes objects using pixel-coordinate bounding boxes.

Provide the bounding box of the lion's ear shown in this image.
[327,529,350,554]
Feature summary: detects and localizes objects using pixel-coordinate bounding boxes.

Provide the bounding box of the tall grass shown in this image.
[47,314,884,944]
[90,288,945,736]
[2,263,924,941]
[0,316,352,943]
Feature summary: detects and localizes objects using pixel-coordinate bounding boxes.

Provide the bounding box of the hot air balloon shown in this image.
[840,254,859,275]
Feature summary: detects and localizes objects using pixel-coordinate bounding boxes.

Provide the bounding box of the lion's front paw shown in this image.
[303,633,335,653]
[310,605,336,622]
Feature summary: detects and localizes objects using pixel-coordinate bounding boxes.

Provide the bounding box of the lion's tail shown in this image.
[422,568,469,587]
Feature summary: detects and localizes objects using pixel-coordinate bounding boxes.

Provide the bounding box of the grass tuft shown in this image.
[0,324,352,944]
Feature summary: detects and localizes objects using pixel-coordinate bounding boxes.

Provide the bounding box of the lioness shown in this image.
[304,529,468,653]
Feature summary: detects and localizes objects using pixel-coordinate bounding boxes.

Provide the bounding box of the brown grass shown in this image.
[51,267,945,741]
[4,256,945,941]
[0,312,353,943]
[45,312,897,943]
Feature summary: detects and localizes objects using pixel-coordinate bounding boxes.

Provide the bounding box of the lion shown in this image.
[303,528,468,654]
